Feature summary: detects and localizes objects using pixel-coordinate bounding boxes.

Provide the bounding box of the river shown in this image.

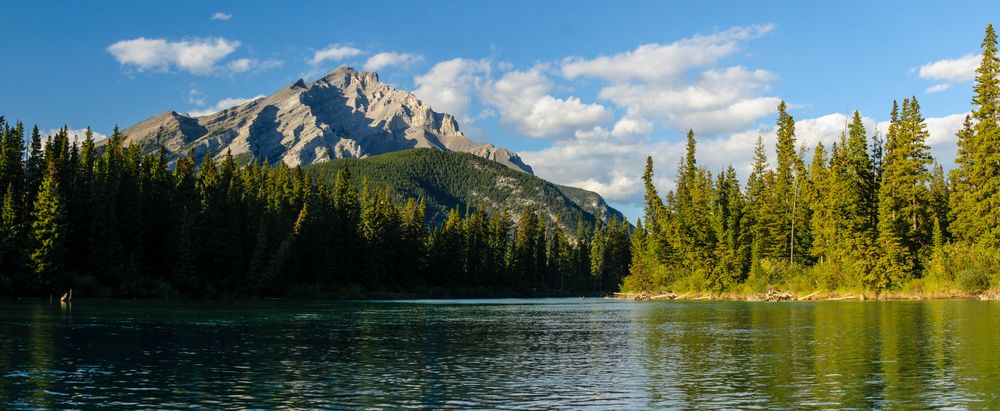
[2,298,999,409]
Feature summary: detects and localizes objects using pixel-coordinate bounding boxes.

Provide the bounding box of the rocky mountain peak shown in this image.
[120,68,533,173]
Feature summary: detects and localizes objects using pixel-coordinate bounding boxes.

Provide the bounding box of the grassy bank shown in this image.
[611,289,1000,302]
[619,244,1000,302]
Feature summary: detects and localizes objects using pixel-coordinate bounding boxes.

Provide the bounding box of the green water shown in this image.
[1,298,999,409]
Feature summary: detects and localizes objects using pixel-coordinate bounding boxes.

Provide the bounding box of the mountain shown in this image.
[305,149,625,233]
[120,67,533,173]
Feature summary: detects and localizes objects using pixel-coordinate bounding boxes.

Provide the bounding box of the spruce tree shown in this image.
[771,101,797,260]
[1,184,21,286]
[874,98,932,290]
[953,24,1000,245]
[30,162,67,292]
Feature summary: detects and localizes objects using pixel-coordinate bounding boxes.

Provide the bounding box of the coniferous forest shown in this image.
[5,25,1000,300]
[622,24,1000,296]
[0,123,631,298]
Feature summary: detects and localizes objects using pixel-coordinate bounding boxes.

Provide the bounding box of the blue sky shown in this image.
[1,1,997,219]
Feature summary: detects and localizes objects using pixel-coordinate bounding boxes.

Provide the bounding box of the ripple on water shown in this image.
[2,299,1000,409]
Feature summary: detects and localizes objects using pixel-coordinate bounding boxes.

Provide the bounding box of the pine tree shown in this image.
[745,135,771,269]
[30,162,67,292]
[874,98,932,290]
[929,164,950,240]
[770,101,797,260]
[25,126,44,206]
[0,184,22,286]
[953,24,1000,245]
[808,142,832,263]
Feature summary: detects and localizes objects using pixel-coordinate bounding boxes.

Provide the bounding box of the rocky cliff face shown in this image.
[121,67,533,173]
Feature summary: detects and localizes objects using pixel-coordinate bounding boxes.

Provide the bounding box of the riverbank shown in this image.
[610,289,1000,302]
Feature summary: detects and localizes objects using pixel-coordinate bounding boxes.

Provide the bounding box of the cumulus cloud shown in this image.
[925,112,969,166]
[225,58,282,73]
[482,66,611,138]
[211,12,232,21]
[186,95,266,117]
[226,58,254,72]
[363,52,423,71]
[918,54,980,83]
[562,24,774,83]
[522,140,672,204]
[413,58,491,122]
[597,66,780,133]
[107,37,241,75]
[916,54,980,94]
[610,117,653,139]
[561,25,780,135]
[926,83,951,94]
[310,44,364,65]
[45,128,109,143]
[524,110,967,219]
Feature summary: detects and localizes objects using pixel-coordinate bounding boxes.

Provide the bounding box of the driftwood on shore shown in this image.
[765,289,793,301]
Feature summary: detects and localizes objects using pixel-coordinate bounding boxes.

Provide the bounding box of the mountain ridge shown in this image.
[120,67,533,173]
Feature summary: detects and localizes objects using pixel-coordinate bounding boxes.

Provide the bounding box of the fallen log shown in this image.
[798,291,819,301]
[651,292,678,300]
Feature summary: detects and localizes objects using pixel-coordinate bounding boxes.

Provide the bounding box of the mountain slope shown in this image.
[120,67,532,173]
[305,149,624,232]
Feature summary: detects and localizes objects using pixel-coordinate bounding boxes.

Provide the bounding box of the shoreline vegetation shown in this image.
[611,289,1000,302]
[618,24,1000,300]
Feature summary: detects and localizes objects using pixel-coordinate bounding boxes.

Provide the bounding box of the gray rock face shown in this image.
[121,67,533,173]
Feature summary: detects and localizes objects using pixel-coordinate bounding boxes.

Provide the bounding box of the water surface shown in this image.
[2,298,999,409]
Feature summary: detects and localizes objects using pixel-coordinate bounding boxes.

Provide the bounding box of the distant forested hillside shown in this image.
[305,149,624,234]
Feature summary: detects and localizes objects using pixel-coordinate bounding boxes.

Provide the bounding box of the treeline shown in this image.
[0,126,631,298]
[623,24,1000,295]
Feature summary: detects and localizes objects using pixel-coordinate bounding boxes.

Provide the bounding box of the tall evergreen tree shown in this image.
[30,162,67,292]
[952,24,1000,245]
[875,98,932,290]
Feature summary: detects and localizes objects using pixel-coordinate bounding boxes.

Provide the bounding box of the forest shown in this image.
[622,24,1000,296]
[0,124,631,298]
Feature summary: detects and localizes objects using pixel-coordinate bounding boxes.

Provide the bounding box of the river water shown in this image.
[1,298,999,409]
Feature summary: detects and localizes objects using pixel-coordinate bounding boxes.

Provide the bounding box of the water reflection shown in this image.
[1,299,999,408]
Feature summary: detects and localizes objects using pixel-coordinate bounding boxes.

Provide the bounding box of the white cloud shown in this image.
[610,117,653,139]
[522,140,668,204]
[225,58,282,73]
[560,25,780,135]
[926,83,951,94]
[363,52,423,71]
[413,58,491,122]
[107,37,241,75]
[186,95,266,117]
[188,87,206,106]
[481,66,612,138]
[46,128,108,143]
[925,112,969,166]
[597,66,780,133]
[310,45,363,65]
[918,54,980,83]
[226,58,254,72]
[561,24,774,82]
[523,110,967,221]
[575,127,611,140]
[211,12,232,21]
